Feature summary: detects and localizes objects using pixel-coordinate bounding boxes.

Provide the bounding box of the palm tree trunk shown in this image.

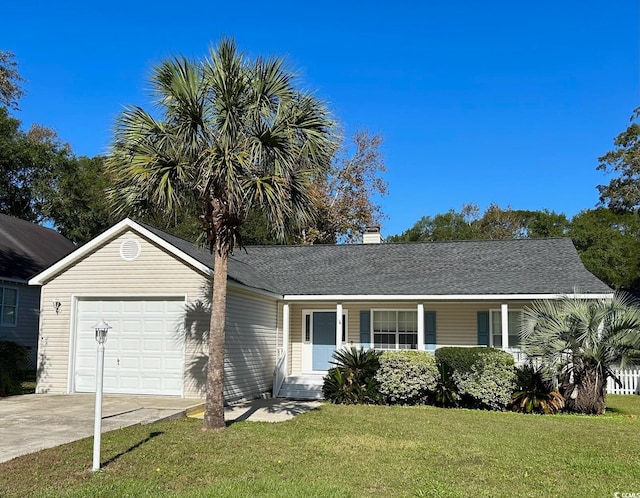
[203,248,228,430]
[566,363,607,415]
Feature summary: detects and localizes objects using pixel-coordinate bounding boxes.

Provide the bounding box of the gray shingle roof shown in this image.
[233,238,612,295]
[139,223,278,293]
[0,214,76,281]
[141,223,611,296]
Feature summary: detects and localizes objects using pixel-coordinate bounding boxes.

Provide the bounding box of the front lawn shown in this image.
[1,395,638,497]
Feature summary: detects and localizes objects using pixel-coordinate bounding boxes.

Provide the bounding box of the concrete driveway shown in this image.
[0,394,323,464]
[0,394,203,463]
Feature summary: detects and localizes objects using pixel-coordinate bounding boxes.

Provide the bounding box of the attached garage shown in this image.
[29,218,279,401]
[73,297,185,395]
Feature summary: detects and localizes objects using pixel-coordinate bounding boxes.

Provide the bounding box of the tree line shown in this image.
[387,203,640,291]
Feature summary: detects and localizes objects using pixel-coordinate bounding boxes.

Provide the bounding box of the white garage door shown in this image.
[74,298,185,396]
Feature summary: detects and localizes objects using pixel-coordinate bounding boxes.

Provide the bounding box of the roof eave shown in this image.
[281,292,615,301]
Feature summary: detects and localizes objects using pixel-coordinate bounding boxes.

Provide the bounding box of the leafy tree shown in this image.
[0,51,25,110]
[0,106,113,242]
[388,204,569,242]
[240,130,387,245]
[474,204,525,239]
[0,107,72,222]
[519,209,570,238]
[306,130,387,244]
[107,39,335,430]
[387,203,478,242]
[0,51,111,242]
[38,156,114,244]
[597,108,640,213]
[521,294,640,414]
[569,208,640,290]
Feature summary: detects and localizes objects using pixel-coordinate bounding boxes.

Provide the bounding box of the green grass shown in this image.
[1,395,638,497]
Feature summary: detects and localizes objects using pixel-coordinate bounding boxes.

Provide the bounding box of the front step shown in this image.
[277,374,325,400]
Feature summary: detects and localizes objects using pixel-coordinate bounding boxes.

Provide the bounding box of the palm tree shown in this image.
[520,293,640,414]
[107,39,336,430]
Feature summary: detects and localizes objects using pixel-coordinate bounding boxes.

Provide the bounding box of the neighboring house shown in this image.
[0,214,76,368]
[29,218,612,401]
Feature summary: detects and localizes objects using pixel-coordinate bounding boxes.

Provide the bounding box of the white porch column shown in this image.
[417,303,425,351]
[336,302,343,350]
[501,303,509,351]
[282,303,290,360]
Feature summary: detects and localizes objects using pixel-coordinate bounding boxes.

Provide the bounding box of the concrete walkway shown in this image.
[192,398,323,423]
[0,394,322,463]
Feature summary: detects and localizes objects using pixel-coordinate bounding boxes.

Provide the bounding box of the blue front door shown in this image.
[312,312,336,371]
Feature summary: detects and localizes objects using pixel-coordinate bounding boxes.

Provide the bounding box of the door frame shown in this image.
[301,309,348,373]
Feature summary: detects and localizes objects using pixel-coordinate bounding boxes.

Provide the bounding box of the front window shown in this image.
[490,309,522,349]
[373,310,417,350]
[0,287,18,326]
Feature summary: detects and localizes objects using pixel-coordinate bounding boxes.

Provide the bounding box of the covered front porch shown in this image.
[273,297,529,399]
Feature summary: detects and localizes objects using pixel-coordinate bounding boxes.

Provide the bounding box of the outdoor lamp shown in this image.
[94,319,111,344]
[52,298,61,314]
[92,319,111,472]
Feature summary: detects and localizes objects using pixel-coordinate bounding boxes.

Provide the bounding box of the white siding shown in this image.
[36,229,278,401]
[223,288,278,402]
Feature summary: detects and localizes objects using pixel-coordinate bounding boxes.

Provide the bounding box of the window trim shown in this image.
[0,285,19,327]
[371,308,418,350]
[489,308,522,349]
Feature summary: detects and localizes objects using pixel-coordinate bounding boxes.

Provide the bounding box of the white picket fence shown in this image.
[607,367,640,395]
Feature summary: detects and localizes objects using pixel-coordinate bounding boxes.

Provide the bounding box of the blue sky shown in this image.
[3,1,638,237]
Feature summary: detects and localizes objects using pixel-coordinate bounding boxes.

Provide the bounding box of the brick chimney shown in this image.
[362,226,382,244]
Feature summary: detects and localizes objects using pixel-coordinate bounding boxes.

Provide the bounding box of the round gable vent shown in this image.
[119,238,141,261]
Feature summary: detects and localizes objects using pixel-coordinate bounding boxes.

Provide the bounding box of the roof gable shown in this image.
[0,214,76,281]
[29,219,211,286]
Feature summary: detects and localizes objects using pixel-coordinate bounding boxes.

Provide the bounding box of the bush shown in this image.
[453,357,517,410]
[375,351,438,405]
[0,340,28,397]
[322,347,381,404]
[509,363,565,414]
[435,347,516,410]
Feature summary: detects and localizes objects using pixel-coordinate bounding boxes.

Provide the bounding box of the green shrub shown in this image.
[435,347,516,410]
[322,347,381,404]
[375,351,438,405]
[509,363,565,414]
[453,357,516,410]
[0,340,28,397]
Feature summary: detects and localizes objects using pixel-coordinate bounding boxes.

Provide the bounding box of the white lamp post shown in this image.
[92,319,111,472]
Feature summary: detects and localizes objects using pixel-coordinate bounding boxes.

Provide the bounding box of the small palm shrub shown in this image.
[509,363,565,414]
[322,347,381,404]
[431,362,459,407]
[375,351,438,405]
